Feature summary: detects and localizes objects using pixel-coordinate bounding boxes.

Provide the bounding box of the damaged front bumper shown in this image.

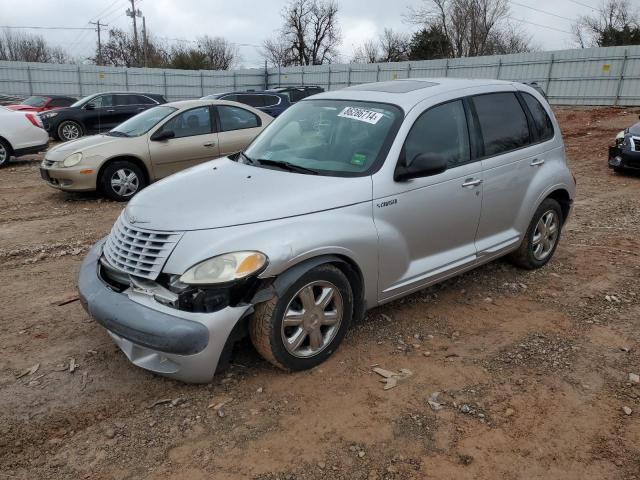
[609,145,640,171]
[78,239,252,383]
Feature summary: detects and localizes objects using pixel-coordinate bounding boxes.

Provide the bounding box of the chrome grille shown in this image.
[632,137,640,152]
[102,214,183,280]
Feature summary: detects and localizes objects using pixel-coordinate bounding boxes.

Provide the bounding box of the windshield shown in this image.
[244,99,403,176]
[22,96,48,107]
[109,106,177,137]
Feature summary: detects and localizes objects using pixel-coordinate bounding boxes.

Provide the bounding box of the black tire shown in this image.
[0,138,12,167]
[99,160,147,202]
[250,264,353,371]
[509,198,563,270]
[57,120,83,142]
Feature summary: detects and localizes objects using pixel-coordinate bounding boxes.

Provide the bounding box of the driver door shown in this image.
[148,106,220,179]
[373,98,483,302]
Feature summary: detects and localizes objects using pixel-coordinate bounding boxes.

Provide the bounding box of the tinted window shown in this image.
[114,94,135,106]
[236,94,265,108]
[221,94,238,102]
[403,100,470,168]
[91,94,114,108]
[522,93,554,142]
[262,95,281,107]
[472,92,530,156]
[49,98,73,107]
[289,90,307,102]
[161,106,212,138]
[217,105,260,131]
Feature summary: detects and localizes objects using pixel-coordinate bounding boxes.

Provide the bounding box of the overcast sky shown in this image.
[0,0,600,68]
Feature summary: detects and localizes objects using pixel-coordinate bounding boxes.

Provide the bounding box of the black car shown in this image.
[609,116,640,173]
[267,85,324,103]
[201,91,291,117]
[40,92,167,141]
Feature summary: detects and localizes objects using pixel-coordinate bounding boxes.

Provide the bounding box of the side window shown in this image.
[114,95,134,106]
[403,99,470,168]
[132,95,155,105]
[217,105,260,132]
[49,98,68,107]
[522,93,554,142]
[472,92,530,156]
[91,94,114,108]
[221,94,238,102]
[289,89,306,103]
[263,95,281,107]
[237,94,265,108]
[161,106,212,138]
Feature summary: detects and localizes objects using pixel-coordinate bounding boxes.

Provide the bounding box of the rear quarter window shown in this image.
[522,92,554,142]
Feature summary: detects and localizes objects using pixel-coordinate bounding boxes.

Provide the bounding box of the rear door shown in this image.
[83,94,116,133]
[215,105,263,156]
[374,98,483,302]
[148,105,220,178]
[471,90,539,256]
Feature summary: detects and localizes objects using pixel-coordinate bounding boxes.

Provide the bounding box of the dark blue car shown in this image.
[201,91,291,117]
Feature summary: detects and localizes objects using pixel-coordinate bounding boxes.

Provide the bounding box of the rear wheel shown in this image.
[509,198,563,270]
[250,264,353,371]
[57,121,83,141]
[99,161,147,201]
[0,138,11,167]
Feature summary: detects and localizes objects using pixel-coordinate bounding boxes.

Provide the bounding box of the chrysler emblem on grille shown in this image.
[128,215,148,225]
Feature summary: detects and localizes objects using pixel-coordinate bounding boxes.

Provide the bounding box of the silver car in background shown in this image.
[79,78,576,383]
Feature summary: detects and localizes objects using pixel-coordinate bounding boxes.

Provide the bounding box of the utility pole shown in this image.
[126,0,142,65]
[89,20,107,66]
[142,16,148,68]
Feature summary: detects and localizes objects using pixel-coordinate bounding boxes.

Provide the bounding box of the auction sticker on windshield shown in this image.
[338,106,383,125]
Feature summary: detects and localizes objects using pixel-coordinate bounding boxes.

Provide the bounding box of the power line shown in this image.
[507,16,575,34]
[0,25,93,31]
[510,1,576,22]
[567,0,598,10]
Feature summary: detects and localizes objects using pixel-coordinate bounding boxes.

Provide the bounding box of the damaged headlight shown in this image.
[179,251,267,285]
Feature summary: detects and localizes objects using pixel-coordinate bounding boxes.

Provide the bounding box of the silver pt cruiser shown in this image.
[79,78,576,383]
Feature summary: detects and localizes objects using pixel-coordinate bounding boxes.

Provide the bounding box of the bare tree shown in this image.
[263,0,341,66]
[351,39,379,63]
[378,28,410,62]
[573,0,640,47]
[406,0,531,57]
[197,36,239,70]
[0,29,70,63]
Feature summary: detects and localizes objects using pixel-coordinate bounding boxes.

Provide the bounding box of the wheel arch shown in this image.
[0,135,14,154]
[96,155,151,190]
[545,188,572,224]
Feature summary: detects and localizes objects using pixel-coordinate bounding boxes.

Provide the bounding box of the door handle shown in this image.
[106,109,115,112]
[462,178,482,188]
[530,158,545,166]
[203,142,216,148]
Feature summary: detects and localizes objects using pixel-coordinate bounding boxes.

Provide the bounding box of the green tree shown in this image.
[408,26,452,60]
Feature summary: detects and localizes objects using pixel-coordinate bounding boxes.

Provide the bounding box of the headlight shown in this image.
[43,112,58,119]
[180,251,267,285]
[62,152,82,167]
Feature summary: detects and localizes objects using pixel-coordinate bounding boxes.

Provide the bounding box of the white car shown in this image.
[0,106,49,167]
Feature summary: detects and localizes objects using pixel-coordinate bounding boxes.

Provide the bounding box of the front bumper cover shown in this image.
[609,145,640,170]
[79,239,252,383]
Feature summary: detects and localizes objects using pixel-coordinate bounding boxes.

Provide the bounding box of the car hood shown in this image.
[125,158,373,231]
[46,134,126,158]
[628,122,640,137]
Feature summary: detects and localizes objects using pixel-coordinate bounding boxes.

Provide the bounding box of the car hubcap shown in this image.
[62,123,80,140]
[532,210,559,260]
[110,168,139,197]
[0,144,6,163]
[281,281,343,358]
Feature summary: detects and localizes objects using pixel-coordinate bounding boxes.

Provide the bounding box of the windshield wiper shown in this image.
[239,151,259,165]
[106,131,129,137]
[256,159,319,175]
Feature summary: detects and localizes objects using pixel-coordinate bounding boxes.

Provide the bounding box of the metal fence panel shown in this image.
[1,44,639,105]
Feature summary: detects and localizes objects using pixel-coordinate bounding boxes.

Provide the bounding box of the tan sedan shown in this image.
[39,99,273,201]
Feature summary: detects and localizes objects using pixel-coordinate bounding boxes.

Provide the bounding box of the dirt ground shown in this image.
[1,106,639,480]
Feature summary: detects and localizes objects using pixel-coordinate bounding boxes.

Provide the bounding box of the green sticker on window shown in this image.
[351,153,366,166]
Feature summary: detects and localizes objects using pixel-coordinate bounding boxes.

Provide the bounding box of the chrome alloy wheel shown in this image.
[280,281,344,358]
[110,168,140,197]
[532,210,559,261]
[61,123,81,140]
[0,143,7,165]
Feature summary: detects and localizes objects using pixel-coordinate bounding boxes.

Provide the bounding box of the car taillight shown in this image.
[25,113,43,128]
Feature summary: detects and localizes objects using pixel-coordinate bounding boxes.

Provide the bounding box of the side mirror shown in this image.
[85,103,96,110]
[151,129,175,141]
[394,153,448,181]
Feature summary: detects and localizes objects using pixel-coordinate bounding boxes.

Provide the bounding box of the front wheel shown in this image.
[250,264,353,371]
[509,198,563,270]
[57,121,83,141]
[99,161,147,201]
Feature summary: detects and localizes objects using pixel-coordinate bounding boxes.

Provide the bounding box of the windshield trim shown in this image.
[244,98,405,178]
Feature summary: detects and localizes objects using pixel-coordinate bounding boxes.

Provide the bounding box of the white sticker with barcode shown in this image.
[338,106,384,124]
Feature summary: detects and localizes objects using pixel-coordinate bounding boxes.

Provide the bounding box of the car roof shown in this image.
[310,78,519,112]
[165,98,272,113]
